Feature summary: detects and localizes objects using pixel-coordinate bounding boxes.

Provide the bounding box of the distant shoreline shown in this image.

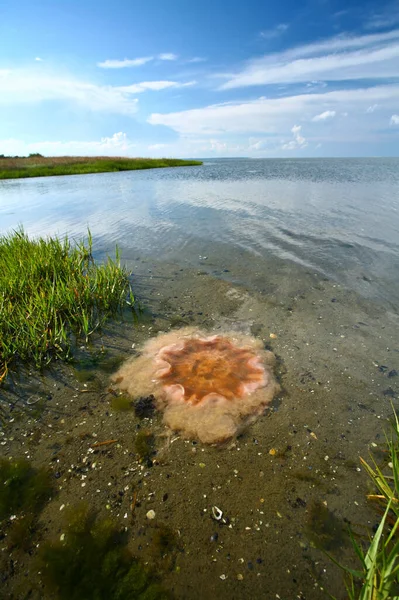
[0,155,203,180]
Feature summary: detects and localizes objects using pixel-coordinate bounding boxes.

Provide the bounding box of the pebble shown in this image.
[146,509,156,520]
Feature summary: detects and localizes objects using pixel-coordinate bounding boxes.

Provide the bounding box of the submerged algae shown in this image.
[0,458,53,521]
[38,504,171,600]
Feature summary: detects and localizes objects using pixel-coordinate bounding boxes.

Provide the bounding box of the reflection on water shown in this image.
[1,158,399,308]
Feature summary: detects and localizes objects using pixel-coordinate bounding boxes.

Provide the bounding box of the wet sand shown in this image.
[1,251,398,599]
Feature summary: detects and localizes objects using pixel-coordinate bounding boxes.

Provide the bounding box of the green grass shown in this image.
[330,408,399,599]
[0,229,134,382]
[0,156,202,180]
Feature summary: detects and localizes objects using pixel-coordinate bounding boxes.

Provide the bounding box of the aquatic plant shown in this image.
[330,409,399,599]
[0,156,202,180]
[0,458,53,553]
[112,327,279,443]
[0,229,135,383]
[135,430,156,462]
[38,504,171,600]
[0,458,53,520]
[111,394,134,411]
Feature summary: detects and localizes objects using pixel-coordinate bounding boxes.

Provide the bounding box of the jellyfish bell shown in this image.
[112,327,279,444]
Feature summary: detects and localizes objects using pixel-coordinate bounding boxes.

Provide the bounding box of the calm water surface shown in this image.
[1,157,399,308]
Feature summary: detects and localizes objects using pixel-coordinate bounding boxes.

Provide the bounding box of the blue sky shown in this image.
[0,0,398,157]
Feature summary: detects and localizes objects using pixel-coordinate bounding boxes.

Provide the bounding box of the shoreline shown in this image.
[0,155,202,180]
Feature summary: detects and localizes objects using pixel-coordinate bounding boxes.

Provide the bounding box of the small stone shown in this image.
[146,509,156,520]
[237,574,244,581]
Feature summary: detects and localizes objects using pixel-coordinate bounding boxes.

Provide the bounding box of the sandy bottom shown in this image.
[1,251,398,600]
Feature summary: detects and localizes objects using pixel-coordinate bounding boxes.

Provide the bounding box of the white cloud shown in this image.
[281,124,307,150]
[365,1,399,30]
[0,132,135,157]
[35,57,43,62]
[390,114,399,124]
[366,104,379,113]
[248,137,269,151]
[0,69,140,114]
[220,28,399,89]
[158,53,178,61]
[186,57,207,63]
[118,80,196,94]
[148,84,399,135]
[97,57,153,68]
[312,110,336,121]
[260,23,289,40]
[97,53,178,68]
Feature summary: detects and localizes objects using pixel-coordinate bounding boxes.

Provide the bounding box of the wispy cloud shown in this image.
[390,114,399,124]
[366,104,379,113]
[34,57,43,62]
[0,69,139,115]
[312,110,336,121]
[148,84,399,135]
[158,53,178,61]
[0,132,135,157]
[118,80,196,93]
[220,29,399,89]
[0,69,196,115]
[364,1,399,30]
[97,53,178,69]
[260,23,289,40]
[97,57,153,68]
[186,57,207,64]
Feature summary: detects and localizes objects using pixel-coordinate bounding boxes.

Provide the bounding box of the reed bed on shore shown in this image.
[0,155,202,179]
[0,229,134,383]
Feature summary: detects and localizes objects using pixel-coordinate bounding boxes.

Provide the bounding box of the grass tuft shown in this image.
[0,228,134,382]
[329,406,399,599]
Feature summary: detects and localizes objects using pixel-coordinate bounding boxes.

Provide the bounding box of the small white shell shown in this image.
[212,506,223,521]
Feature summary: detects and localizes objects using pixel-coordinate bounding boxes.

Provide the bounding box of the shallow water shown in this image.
[1,158,399,309]
[1,159,399,599]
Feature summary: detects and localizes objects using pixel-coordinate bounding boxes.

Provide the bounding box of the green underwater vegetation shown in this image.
[134,430,156,462]
[0,458,53,521]
[0,458,54,552]
[37,504,171,600]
